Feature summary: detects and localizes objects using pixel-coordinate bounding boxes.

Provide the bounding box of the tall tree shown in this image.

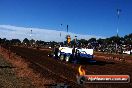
[88,38,96,43]
[23,38,29,44]
[124,33,132,45]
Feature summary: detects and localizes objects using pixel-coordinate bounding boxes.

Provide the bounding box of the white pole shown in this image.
[117,9,121,37]
[116,9,121,53]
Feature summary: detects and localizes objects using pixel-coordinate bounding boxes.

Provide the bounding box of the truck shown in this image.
[53,46,96,63]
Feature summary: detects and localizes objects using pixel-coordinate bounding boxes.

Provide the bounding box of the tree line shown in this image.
[0,33,131,53]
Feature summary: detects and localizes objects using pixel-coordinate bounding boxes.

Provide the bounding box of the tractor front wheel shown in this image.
[60,54,64,61]
[65,56,70,62]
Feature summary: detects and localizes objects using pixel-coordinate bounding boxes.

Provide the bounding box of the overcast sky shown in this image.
[0,25,105,42]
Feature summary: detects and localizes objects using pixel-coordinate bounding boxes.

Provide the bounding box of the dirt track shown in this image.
[3,46,132,88]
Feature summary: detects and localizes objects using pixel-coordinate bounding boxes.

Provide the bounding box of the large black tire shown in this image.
[60,54,64,61]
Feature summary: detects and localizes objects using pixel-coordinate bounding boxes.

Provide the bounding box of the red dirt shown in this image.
[2,46,132,88]
[0,46,54,88]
